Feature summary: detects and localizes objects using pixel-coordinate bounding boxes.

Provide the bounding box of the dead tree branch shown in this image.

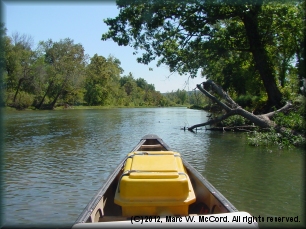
[188,81,292,131]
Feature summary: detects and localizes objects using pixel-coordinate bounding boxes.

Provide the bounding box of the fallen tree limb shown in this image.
[188,80,293,132]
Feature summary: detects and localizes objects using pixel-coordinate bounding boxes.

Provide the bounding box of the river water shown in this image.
[2,107,305,228]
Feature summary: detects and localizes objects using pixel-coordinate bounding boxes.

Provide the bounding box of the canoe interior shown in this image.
[75,135,238,224]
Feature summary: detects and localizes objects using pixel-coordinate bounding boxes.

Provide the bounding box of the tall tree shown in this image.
[84,54,122,105]
[0,23,7,107]
[37,38,87,109]
[102,0,303,110]
[3,32,37,108]
[120,73,137,96]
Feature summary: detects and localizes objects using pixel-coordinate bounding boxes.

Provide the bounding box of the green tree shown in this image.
[120,73,137,96]
[0,24,5,107]
[189,89,207,106]
[3,32,39,109]
[176,89,188,105]
[261,2,304,91]
[102,0,304,110]
[136,77,155,91]
[5,33,34,106]
[84,54,122,105]
[136,77,147,89]
[29,54,49,106]
[37,38,87,109]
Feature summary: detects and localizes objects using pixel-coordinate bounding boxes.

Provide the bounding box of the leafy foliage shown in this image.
[247,128,305,148]
[247,98,305,148]
[102,0,305,109]
[2,31,171,109]
[163,89,208,106]
[84,54,121,106]
[273,112,305,134]
[219,115,249,127]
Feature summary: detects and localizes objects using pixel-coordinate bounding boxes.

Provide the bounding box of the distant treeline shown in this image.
[1,29,206,110]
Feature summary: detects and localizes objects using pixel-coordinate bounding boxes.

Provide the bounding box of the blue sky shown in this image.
[2,1,205,93]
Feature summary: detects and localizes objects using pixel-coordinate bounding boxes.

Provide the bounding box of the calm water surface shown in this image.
[2,108,305,228]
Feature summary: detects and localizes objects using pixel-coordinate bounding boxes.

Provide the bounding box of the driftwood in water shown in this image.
[188,80,293,134]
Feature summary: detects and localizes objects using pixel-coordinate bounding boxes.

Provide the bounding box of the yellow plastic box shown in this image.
[114,151,196,216]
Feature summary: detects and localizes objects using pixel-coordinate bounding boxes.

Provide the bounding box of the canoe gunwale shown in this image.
[74,155,128,224]
[181,158,238,213]
[74,135,164,224]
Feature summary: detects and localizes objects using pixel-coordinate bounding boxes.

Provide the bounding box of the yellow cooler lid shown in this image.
[129,155,179,179]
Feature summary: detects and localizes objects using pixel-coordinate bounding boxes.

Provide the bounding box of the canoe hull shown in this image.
[74,135,257,228]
